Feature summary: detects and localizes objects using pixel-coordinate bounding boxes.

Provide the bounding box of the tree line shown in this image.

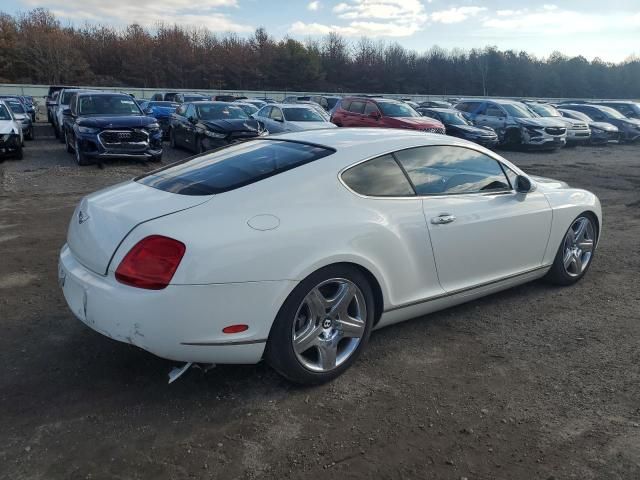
[1,8,639,99]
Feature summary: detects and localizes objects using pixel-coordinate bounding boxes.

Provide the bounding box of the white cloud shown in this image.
[290,0,427,38]
[307,1,320,11]
[429,6,487,24]
[26,0,253,32]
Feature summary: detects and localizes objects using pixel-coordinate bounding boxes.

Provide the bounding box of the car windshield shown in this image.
[197,104,248,120]
[596,105,626,119]
[149,102,179,108]
[237,104,259,116]
[0,104,12,120]
[500,103,533,118]
[61,91,77,104]
[78,95,142,115]
[283,107,325,122]
[529,103,560,117]
[436,111,470,126]
[377,101,420,117]
[326,97,340,109]
[560,110,592,122]
[137,140,335,195]
[7,101,25,113]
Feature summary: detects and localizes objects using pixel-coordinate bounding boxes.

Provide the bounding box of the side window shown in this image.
[455,102,469,112]
[485,105,504,117]
[349,101,365,114]
[341,100,351,111]
[501,164,519,189]
[176,105,187,117]
[395,146,511,195]
[342,154,415,197]
[270,108,283,121]
[70,96,77,115]
[185,105,196,119]
[364,102,379,115]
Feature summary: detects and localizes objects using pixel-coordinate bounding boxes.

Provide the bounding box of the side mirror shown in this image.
[144,108,153,115]
[63,108,72,116]
[368,111,381,119]
[515,175,532,193]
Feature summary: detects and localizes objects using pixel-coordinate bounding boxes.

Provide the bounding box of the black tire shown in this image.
[54,125,59,139]
[149,153,162,163]
[14,143,23,160]
[545,212,598,286]
[196,136,205,154]
[265,264,375,385]
[26,128,34,141]
[75,140,91,166]
[504,128,521,147]
[169,128,176,148]
[65,129,73,153]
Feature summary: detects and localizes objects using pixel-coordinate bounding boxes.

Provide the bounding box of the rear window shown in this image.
[137,140,335,196]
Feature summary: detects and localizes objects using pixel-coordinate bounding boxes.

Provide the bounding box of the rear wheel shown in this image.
[26,128,34,141]
[504,128,521,147]
[149,153,162,163]
[169,128,176,148]
[65,129,73,153]
[14,143,23,160]
[266,265,374,385]
[545,213,597,285]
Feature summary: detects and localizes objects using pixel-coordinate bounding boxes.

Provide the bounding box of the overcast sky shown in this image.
[3,0,639,62]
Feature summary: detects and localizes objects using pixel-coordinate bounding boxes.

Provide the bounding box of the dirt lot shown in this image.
[1,125,639,480]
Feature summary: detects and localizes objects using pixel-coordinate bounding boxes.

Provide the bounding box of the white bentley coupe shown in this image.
[59,128,601,384]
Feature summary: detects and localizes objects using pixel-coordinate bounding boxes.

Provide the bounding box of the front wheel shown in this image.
[266,265,375,385]
[169,128,176,148]
[545,213,597,285]
[14,143,23,160]
[75,140,91,166]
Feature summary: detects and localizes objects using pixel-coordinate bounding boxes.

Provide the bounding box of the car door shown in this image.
[268,107,286,133]
[172,104,188,146]
[183,104,198,151]
[362,101,381,127]
[474,103,507,131]
[394,145,552,292]
[344,100,366,127]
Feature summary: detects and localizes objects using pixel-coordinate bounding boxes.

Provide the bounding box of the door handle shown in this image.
[431,214,456,225]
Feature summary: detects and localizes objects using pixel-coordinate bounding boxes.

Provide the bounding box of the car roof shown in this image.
[76,91,133,97]
[274,128,471,153]
[421,107,458,113]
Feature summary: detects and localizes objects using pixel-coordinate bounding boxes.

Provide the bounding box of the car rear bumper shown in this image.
[59,244,295,364]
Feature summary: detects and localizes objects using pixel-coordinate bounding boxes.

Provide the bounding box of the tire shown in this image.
[65,129,73,153]
[26,128,34,141]
[75,140,91,166]
[14,143,23,160]
[545,213,598,286]
[54,125,59,139]
[149,153,162,163]
[196,136,205,154]
[169,128,176,148]
[504,128,521,147]
[265,264,375,385]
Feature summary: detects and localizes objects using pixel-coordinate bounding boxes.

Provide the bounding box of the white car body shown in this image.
[59,129,601,368]
[0,100,24,146]
[254,103,336,134]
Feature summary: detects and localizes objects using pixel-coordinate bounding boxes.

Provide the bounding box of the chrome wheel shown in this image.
[292,278,367,372]
[562,216,595,277]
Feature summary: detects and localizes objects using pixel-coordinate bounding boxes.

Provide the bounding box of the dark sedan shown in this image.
[418,107,498,148]
[63,92,162,165]
[169,101,267,154]
[140,101,180,138]
[560,104,640,143]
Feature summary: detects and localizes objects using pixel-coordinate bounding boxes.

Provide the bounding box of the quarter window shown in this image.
[364,102,379,115]
[485,105,504,117]
[395,146,511,195]
[270,108,283,121]
[342,155,415,197]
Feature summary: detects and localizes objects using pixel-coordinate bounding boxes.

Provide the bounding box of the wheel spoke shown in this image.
[335,316,365,338]
[293,325,321,354]
[563,249,574,269]
[574,218,587,242]
[578,239,593,252]
[327,282,356,318]
[573,252,583,273]
[306,287,328,320]
[317,341,337,370]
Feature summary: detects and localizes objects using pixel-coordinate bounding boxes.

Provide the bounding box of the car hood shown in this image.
[201,118,262,132]
[530,175,569,191]
[516,117,566,128]
[77,115,157,129]
[0,120,19,134]
[622,118,640,128]
[553,116,587,128]
[384,116,443,129]
[13,113,29,121]
[590,122,618,132]
[287,121,337,131]
[449,124,496,136]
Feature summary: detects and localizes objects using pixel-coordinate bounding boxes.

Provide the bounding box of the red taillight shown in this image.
[115,235,186,290]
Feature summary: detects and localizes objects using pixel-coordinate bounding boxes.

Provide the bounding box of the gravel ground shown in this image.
[1,125,639,480]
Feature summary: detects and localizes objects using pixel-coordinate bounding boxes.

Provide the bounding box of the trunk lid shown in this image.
[67,180,211,275]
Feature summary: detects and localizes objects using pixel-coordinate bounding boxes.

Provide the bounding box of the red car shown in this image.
[331,97,445,133]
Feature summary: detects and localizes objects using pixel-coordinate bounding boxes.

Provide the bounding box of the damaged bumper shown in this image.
[58,244,294,364]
